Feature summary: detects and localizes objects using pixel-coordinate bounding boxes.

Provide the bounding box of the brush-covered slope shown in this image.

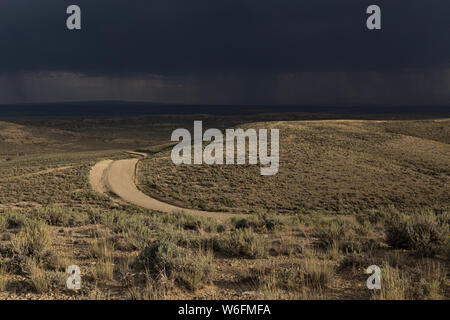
[137,119,450,214]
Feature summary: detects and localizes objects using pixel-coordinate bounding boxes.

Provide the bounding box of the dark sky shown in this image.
[1,0,449,105]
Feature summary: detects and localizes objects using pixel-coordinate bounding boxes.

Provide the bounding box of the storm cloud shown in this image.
[1,0,449,105]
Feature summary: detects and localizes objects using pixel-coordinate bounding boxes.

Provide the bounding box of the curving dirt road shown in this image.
[89,160,113,194]
[90,154,244,220]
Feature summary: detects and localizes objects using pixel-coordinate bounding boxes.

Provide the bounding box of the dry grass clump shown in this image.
[301,259,334,291]
[0,265,8,291]
[92,259,115,282]
[118,254,173,300]
[385,210,448,257]
[372,260,446,300]
[256,258,333,299]
[19,258,65,294]
[373,263,410,300]
[137,241,214,291]
[13,220,52,263]
[90,239,115,282]
[413,260,446,300]
[25,259,51,294]
[91,238,115,259]
[213,228,267,258]
[127,271,172,300]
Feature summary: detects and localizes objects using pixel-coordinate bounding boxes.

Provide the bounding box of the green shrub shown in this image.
[191,200,209,211]
[175,215,219,232]
[87,208,108,224]
[407,215,447,257]
[385,212,448,257]
[4,211,27,229]
[178,249,214,291]
[233,211,283,232]
[315,219,364,250]
[385,218,410,249]
[314,219,347,249]
[116,215,154,250]
[356,208,387,226]
[138,241,180,274]
[137,241,214,291]
[34,206,89,227]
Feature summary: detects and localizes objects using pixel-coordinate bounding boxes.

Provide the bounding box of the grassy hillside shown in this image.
[138,119,450,214]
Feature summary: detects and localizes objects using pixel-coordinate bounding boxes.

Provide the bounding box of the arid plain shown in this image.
[0,113,448,300]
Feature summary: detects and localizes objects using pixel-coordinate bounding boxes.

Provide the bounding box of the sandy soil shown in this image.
[88,160,113,194]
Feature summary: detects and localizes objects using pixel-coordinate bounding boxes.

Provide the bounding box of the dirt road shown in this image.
[89,160,113,194]
[90,155,244,220]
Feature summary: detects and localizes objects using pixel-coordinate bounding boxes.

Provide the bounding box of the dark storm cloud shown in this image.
[0,0,449,104]
[1,0,449,76]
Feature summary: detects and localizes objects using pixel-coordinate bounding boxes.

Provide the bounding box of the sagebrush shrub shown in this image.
[213,228,267,258]
[138,241,180,274]
[233,211,282,232]
[137,241,214,291]
[34,206,89,227]
[385,212,447,257]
